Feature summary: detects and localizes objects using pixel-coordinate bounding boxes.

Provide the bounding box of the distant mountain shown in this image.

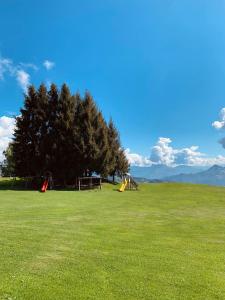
[164,165,225,186]
[130,165,207,180]
[133,177,163,183]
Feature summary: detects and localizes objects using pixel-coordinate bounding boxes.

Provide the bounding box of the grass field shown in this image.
[1,180,225,299]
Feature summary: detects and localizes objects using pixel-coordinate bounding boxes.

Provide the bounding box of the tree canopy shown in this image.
[11,83,129,183]
[1,143,15,177]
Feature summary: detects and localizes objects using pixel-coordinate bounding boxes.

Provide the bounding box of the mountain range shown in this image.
[164,165,225,186]
[130,164,225,186]
[130,165,207,180]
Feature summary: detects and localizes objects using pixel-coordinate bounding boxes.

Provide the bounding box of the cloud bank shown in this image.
[126,137,225,167]
[124,149,151,167]
[212,108,225,129]
[0,116,15,161]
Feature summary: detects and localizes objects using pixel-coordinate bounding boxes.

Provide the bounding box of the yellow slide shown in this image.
[118,179,128,192]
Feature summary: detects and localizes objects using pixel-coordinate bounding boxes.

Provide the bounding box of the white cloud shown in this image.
[0,54,56,92]
[19,62,38,71]
[125,148,151,167]
[16,70,30,92]
[150,137,174,165]
[126,137,225,167]
[212,108,225,129]
[150,137,225,166]
[0,55,32,92]
[0,116,16,161]
[43,60,55,70]
[0,58,14,80]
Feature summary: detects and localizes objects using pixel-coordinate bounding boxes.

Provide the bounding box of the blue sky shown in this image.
[1,0,225,165]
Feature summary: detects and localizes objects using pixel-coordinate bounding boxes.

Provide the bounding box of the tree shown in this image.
[13,85,39,177]
[54,84,76,183]
[36,84,49,174]
[115,148,129,176]
[107,119,121,181]
[76,91,99,176]
[1,143,15,177]
[46,83,59,174]
[12,83,129,184]
[94,111,110,177]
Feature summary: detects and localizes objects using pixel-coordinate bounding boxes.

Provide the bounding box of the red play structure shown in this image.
[41,180,48,192]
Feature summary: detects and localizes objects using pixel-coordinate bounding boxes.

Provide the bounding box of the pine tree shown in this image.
[107,118,121,181]
[55,84,76,183]
[1,143,15,177]
[76,91,99,176]
[46,83,59,175]
[115,149,129,176]
[12,83,128,185]
[36,84,49,174]
[13,85,39,177]
[70,92,83,177]
[94,111,110,176]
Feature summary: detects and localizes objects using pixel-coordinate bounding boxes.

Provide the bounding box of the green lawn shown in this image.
[1,181,225,299]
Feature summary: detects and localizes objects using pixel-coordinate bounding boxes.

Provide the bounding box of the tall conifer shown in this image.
[107,118,121,181]
[47,84,59,175]
[56,84,75,183]
[13,85,39,176]
[13,84,129,183]
[76,91,99,176]
[36,84,49,173]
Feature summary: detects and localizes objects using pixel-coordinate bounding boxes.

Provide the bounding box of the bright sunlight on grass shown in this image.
[1,181,225,299]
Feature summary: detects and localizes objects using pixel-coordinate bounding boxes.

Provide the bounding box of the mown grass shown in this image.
[0,180,225,299]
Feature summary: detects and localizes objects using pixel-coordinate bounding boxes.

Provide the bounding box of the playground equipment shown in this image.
[41,180,48,192]
[40,176,102,191]
[77,177,102,190]
[119,178,128,192]
[118,173,138,192]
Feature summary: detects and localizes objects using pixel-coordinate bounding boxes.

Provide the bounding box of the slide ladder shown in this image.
[41,180,48,193]
[118,178,128,192]
[118,174,138,192]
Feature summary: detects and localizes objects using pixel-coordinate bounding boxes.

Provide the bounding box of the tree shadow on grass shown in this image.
[0,178,103,192]
[0,178,33,191]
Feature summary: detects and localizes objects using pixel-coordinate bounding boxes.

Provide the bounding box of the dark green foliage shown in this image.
[13,85,39,177]
[45,83,59,173]
[54,84,76,182]
[13,84,129,183]
[36,84,49,173]
[1,143,15,177]
[107,118,129,180]
[94,111,111,177]
[116,149,130,176]
[75,92,99,176]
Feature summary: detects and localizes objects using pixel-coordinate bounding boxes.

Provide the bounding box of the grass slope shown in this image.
[0,181,225,299]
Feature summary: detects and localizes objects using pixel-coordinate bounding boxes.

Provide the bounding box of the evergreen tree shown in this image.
[1,143,15,177]
[94,111,110,176]
[46,84,59,175]
[76,91,99,176]
[70,92,83,177]
[13,85,39,177]
[107,119,121,181]
[55,84,76,183]
[12,83,128,184]
[36,84,49,173]
[115,148,129,176]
